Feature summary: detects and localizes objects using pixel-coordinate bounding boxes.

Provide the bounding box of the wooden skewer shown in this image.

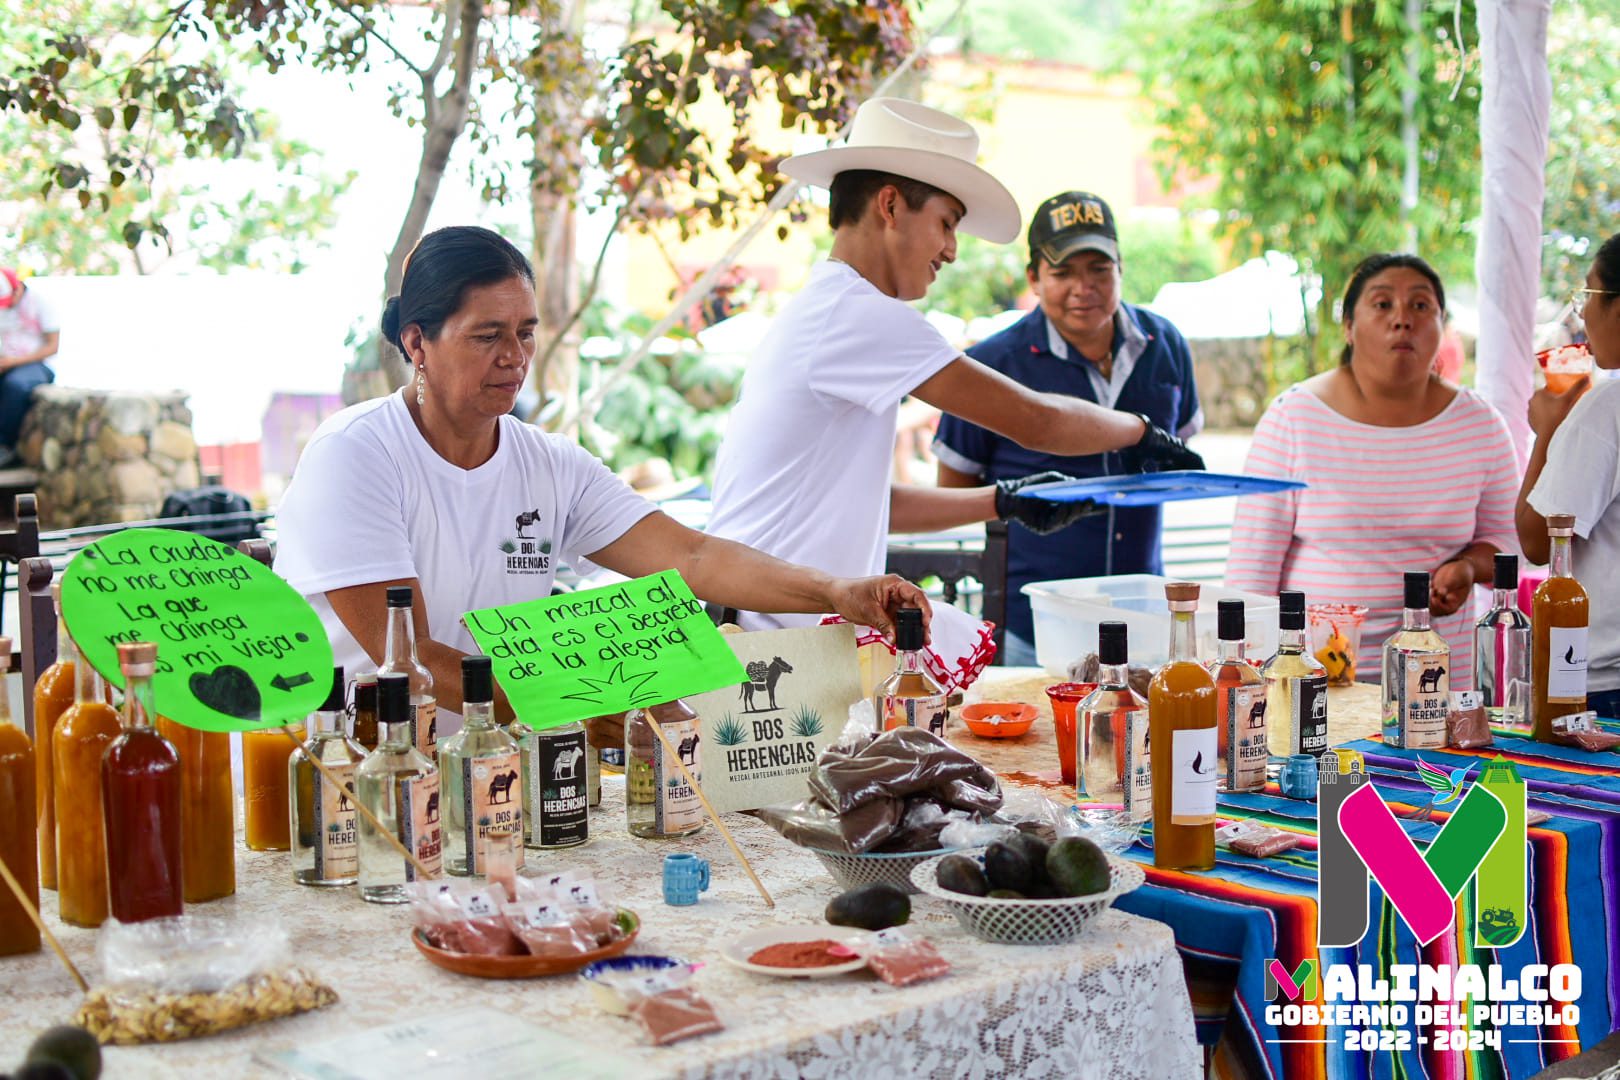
[278,728,437,881]
[0,853,89,993]
[645,713,773,908]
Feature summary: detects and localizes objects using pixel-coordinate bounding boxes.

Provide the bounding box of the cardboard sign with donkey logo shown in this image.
[687,623,861,813]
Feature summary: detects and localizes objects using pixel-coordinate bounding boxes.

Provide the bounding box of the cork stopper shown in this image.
[117,641,159,674]
[1164,581,1200,611]
[51,579,63,615]
[1547,514,1576,537]
[0,636,11,672]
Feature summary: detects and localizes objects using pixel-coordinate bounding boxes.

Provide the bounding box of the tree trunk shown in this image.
[365,0,485,397]
[531,182,580,428]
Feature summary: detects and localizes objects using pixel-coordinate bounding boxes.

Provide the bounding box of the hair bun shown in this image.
[380,295,403,349]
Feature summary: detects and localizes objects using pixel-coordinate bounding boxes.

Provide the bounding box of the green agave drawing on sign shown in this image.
[712,714,749,746]
[790,705,824,738]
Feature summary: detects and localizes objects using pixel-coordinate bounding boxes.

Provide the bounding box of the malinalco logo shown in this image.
[1265,958,1318,1003]
[1318,753,1527,949]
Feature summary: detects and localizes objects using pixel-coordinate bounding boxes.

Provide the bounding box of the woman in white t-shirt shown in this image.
[274,226,929,739]
[1518,232,1620,716]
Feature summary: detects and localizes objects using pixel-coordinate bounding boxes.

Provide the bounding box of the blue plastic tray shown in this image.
[1020,471,1306,507]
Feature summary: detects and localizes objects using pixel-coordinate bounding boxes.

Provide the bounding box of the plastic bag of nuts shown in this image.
[73,916,338,1044]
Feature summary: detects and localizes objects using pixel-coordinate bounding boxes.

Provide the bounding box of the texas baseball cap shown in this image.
[1028,191,1118,265]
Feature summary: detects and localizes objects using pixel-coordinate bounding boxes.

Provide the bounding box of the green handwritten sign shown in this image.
[461,569,747,730]
[60,527,333,732]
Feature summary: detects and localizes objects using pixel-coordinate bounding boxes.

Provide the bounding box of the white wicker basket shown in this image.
[909,847,1145,945]
[805,847,957,895]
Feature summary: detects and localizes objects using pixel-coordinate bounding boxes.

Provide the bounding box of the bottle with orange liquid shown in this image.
[0,639,42,956]
[33,582,76,892]
[244,722,302,851]
[155,712,235,902]
[102,643,183,922]
[1533,514,1590,742]
[52,631,122,927]
[1149,582,1217,871]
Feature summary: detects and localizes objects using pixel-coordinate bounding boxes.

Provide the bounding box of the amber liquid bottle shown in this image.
[102,643,183,922]
[1149,582,1217,871]
[33,582,76,892]
[1533,514,1590,741]
[351,672,379,752]
[52,637,122,927]
[0,640,41,955]
[156,716,235,902]
[244,723,302,851]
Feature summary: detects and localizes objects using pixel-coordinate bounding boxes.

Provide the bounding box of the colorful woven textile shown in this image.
[1110,728,1620,1080]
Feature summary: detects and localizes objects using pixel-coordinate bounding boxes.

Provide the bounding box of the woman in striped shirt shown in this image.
[1226,254,1519,687]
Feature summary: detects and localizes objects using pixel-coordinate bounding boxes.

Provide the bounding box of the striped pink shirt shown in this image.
[1225,386,1520,689]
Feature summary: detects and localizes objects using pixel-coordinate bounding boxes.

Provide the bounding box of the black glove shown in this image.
[1121,413,1205,472]
[994,471,1105,535]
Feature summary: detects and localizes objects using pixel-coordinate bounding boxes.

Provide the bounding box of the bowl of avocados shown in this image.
[909,836,1145,945]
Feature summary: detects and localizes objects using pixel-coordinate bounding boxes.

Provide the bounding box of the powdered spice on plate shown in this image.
[746,939,849,969]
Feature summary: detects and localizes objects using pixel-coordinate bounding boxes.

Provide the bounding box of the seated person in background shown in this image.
[274,226,931,746]
[1516,231,1620,717]
[0,267,60,468]
[934,192,1203,666]
[1226,253,1518,688]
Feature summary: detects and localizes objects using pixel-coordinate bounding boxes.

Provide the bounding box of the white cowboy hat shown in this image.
[781,98,1021,243]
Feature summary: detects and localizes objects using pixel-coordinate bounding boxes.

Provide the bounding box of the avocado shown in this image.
[17,1063,75,1080]
[1047,836,1111,897]
[936,854,990,897]
[1007,832,1051,887]
[986,888,1026,900]
[984,841,1034,893]
[826,882,911,930]
[25,1026,100,1080]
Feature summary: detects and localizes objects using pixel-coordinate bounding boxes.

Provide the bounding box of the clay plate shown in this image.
[412,909,641,979]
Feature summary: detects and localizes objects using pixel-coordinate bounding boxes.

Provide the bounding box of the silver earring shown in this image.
[416,368,426,407]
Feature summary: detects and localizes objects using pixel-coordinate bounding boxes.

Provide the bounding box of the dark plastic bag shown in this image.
[159,485,259,544]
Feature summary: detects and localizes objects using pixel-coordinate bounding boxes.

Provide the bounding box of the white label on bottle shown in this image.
[1394,652,1449,749]
[1171,728,1218,825]
[1124,710,1152,824]
[313,759,359,880]
[1548,627,1589,703]
[1291,675,1329,756]
[1224,684,1268,791]
[653,718,703,833]
[462,748,522,874]
[399,772,443,881]
[413,700,439,755]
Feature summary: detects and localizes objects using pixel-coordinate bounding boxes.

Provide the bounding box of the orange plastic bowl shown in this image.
[960,702,1038,738]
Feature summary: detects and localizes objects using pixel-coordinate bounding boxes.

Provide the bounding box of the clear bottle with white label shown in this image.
[440,656,523,875]
[357,673,442,903]
[871,608,948,735]
[290,667,365,887]
[1078,621,1151,822]
[1381,571,1450,749]
[378,586,437,756]
[1264,591,1329,758]
[1149,582,1216,871]
[1475,553,1531,729]
[1209,599,1267,792]
[1533,514,1589,742]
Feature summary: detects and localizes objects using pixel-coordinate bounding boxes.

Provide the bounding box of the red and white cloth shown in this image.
[821,601,997,694]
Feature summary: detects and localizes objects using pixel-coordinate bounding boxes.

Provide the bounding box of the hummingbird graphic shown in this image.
[1416,758,1475,807]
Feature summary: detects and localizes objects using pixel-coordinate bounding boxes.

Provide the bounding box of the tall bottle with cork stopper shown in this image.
[1533,514,1590,742]
[1263,591,1328,758]
[33,581,76,892]
[871,607,948,735]
[378,586,437,756]
[290,667,365,887]
[101,642,184,922]
[1381,571,1450,749]
[0,638,41,955]
[52,624,123,927]
[1209,599,1266,793]
[1148,582,1217,870]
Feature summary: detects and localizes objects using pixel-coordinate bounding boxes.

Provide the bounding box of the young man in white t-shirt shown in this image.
[707,99,1203,629]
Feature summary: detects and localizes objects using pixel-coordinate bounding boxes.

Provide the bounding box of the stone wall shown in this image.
[18,386,201,528]
[1186,337,1274,430]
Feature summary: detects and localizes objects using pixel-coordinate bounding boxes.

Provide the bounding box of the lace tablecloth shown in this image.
[4,779,1199,1080]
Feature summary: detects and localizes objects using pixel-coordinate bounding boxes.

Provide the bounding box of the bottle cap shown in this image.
[1164,581,1200,611]
[1279,590,1306,630]
[1098,621,1128,666]
[117,641,159,673]
[1493,552,1518,591]
[462,655,494,703]
[895,607,925,652]
[1547,514,1576,536]
[51,580,62,609]
[1217,599,1245,641]
[377,672,411,723]
[386,585,413,608]
[354,671,378,709]
[321,666,345,712]
[1404,571,1430,610]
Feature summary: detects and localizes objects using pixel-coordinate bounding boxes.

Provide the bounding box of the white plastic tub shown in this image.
[1022,574,1280,676]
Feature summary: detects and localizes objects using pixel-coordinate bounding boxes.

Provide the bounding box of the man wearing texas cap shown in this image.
[706,98,1203,633]
[934,192,1204,664]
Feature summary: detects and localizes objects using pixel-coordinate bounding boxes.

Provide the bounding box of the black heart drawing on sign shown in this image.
[189,665,262,720]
